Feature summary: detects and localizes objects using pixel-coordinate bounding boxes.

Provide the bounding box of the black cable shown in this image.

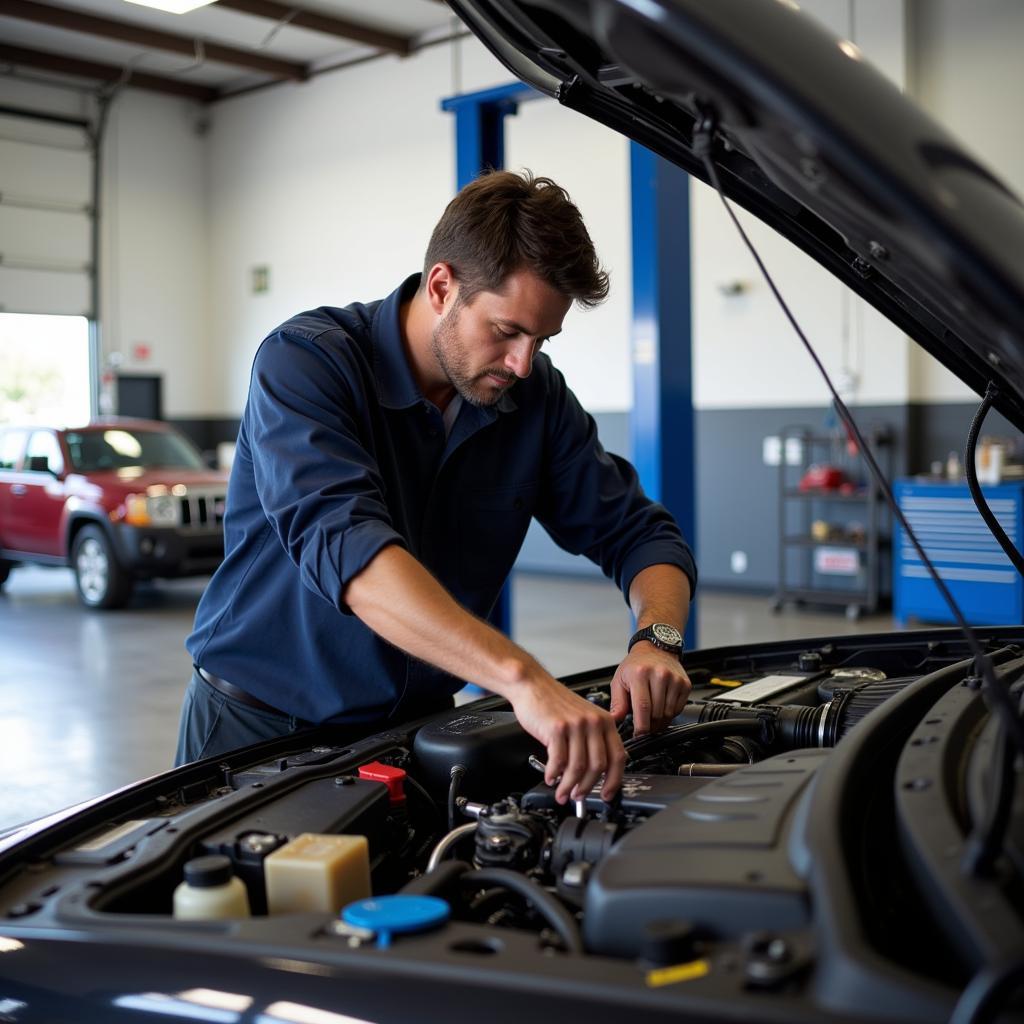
[965,384,1024,577]
[448,764,466,831]
[404,773,442,832]
[693,114,1024,772]
[461,868,583,954]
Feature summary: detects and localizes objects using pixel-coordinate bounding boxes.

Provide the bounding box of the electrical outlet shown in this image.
[785,437,804,466]
[763,436,781,466]
[730,550,748,574]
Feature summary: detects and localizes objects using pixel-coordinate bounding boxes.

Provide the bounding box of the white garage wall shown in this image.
[100,89,210,415]
[505,104,633,412]
[906,0,1024,403]
[692,0,910,411]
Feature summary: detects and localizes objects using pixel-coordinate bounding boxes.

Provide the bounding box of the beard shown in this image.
[431,301,516,408]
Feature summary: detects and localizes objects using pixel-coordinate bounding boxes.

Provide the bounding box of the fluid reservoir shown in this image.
[264,833,371,915]
[173,854,251,920]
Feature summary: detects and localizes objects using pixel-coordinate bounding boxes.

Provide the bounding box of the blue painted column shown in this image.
[440,82,541,636]
[629,142,698,648]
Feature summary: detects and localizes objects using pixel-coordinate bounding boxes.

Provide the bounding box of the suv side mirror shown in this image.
[27,455,60,477]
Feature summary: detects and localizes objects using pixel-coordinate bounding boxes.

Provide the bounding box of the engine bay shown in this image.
[1,628,1022,1023]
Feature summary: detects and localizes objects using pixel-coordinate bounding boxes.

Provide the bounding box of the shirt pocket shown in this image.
[457,480,540,594]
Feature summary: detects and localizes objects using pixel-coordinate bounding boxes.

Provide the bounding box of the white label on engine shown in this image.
[709,674,806,704]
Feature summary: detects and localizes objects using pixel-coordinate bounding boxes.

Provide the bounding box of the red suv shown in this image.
[0,419,228,608]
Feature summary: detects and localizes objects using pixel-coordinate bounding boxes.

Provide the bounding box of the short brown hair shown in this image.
[422,169,609,309]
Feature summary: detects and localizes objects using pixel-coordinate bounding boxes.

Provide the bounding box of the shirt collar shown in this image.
[372,273,424,410]
[371,272,518,416]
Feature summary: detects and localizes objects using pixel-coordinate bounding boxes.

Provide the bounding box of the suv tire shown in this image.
[71,525,134,610]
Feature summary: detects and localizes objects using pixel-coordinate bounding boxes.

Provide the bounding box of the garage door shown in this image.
[0,108,93,317]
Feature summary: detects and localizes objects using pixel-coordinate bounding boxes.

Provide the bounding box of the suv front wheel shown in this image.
[72,525,134,610]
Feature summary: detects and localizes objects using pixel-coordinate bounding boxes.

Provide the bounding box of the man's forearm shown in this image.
[342,543,540,695]
[342,543,627,803]
[628,563,692,634]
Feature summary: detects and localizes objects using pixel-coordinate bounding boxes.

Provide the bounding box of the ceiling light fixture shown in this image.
[122,0,217,14]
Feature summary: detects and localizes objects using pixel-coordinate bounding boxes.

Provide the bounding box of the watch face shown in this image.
[651,623,683,647]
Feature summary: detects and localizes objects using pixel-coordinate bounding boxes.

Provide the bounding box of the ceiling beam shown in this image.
[213,0,412,56]
[0,0,308,80]
[0,42,219,101]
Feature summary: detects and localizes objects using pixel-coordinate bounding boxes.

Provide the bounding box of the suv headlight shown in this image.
[148,494,179,525]
[124,493,181,527]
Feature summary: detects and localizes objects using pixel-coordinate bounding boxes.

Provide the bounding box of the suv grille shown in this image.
[179,491,226,529]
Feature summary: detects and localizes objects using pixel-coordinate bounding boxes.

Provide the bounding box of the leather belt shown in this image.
[196,666,285,717]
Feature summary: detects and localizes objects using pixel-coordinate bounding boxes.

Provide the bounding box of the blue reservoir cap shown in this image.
[342,895,450,949]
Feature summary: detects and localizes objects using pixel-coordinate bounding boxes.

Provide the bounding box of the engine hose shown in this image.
[625,717,766,762]
[448,764,466,831]
[675,679,917,750]
[400,860,470,901]
[460,868,583,954]
[426,822,477,872]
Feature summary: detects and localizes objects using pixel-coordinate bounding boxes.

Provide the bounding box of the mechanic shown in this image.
[176,170,697,804]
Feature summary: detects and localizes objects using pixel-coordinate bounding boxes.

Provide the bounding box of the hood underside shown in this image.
[450,0,1024,430]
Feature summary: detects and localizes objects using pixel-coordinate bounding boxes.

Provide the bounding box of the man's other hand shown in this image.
[609,645,691,735]
[509,676,626,804]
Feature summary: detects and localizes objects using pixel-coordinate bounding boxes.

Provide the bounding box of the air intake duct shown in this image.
[676,679,913,750]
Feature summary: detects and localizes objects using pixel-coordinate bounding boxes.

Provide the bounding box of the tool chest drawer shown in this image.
[893,480,1022,626]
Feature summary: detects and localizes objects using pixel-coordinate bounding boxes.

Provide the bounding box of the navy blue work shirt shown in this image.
[187,274,697,724]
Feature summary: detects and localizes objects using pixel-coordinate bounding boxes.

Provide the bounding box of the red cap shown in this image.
[358,761,407,805]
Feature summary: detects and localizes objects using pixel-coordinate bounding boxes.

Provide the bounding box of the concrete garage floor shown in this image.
[0,564,899,833]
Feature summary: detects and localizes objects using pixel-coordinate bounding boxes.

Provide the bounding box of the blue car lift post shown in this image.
[441,86,697,649]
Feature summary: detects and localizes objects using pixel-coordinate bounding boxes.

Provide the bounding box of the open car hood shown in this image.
[449,0,1024,429]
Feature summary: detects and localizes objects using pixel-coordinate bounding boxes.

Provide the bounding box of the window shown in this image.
[64,429,204,473]
[25,431,64,476]
[0,430,27,471]
[0,313,91,427]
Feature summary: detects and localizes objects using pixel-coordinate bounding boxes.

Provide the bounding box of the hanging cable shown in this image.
[964,383,1024,577]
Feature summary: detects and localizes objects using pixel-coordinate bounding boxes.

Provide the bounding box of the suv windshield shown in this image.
[65,428,205,472]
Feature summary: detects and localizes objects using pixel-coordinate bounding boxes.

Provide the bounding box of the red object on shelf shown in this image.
[798,465,849,491]
[358,761,407,805]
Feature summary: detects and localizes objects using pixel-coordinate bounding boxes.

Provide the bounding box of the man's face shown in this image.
[431,268,572,407]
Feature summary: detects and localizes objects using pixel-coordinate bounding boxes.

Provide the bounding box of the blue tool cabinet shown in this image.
[893,479,1023,626]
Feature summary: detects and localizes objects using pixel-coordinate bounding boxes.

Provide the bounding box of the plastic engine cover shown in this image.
[583,750,827,957]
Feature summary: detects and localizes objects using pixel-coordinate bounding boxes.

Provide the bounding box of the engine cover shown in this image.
[583,749,827,957]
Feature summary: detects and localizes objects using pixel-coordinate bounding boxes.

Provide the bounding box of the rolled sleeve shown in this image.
[248,328,406,612]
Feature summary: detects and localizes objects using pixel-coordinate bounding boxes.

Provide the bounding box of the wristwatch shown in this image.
[628,622,684,659]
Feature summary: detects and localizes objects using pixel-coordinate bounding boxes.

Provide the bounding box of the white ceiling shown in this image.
[0,0,459,97]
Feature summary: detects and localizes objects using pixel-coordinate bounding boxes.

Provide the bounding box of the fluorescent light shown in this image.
[122,0,217,15]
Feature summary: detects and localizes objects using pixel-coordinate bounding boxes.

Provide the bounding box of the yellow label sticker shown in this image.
[709,677,743,688]
[646,959,711,988]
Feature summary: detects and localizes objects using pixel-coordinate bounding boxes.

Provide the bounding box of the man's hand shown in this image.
[609,644,691,734]
[509,675,626,804]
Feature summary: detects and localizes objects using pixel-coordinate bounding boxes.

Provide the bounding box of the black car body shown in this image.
[0,2,1022,1022]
